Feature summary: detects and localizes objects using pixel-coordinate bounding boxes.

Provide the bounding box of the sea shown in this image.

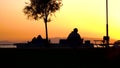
[0,44,16,48]
[0,44,114,48]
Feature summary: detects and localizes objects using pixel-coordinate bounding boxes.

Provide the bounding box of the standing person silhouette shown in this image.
[67,28,82,47]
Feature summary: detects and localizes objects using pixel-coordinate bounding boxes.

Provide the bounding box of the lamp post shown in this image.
[106,0,109,48]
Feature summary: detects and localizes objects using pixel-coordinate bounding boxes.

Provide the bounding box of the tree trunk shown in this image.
[44,15,49,47]
[45,21,48,43]
[44,10,49,47]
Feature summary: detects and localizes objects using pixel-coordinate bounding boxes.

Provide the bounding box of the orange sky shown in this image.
[0,0,120,42]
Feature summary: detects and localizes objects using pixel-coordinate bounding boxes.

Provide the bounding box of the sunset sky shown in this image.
[0,0,120,43]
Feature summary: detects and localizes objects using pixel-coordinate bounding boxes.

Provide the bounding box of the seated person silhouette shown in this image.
[29,35,45,46]
[67,28,82,47]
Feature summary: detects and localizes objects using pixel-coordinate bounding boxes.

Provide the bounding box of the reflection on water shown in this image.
[0,45,16,48]
[94,45,114,48]
[0,44,114,48]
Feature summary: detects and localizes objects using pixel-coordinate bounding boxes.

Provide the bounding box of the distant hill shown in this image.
[50,37,63,43]
[0,41,13,44]
[50,37,116,44]
[82,37,116,44]
[0,37,116,44]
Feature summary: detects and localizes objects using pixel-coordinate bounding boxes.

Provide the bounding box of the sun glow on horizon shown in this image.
[0,0,120,43]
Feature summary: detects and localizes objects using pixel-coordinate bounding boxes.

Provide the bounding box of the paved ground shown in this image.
[0,48,120,68]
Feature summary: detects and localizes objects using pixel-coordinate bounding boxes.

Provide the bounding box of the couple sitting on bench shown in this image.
[60,28,83,47]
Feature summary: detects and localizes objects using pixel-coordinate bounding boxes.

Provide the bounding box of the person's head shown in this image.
[73,28,78,33]
[37,35,42,39]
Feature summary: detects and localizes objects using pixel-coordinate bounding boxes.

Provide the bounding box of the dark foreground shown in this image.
[0,48,120,68]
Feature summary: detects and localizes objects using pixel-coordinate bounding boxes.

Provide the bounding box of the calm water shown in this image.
[0,45,16,48]
[0,44,114,48]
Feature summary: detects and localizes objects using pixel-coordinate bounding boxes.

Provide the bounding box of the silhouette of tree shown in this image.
[23,0,62,43]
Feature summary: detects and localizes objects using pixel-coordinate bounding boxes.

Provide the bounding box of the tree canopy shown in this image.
[23,0,62,44]
[23,0,62,21]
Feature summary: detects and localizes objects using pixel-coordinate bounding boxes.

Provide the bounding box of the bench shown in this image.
[59,39,84,47]
[93,36,110,48]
